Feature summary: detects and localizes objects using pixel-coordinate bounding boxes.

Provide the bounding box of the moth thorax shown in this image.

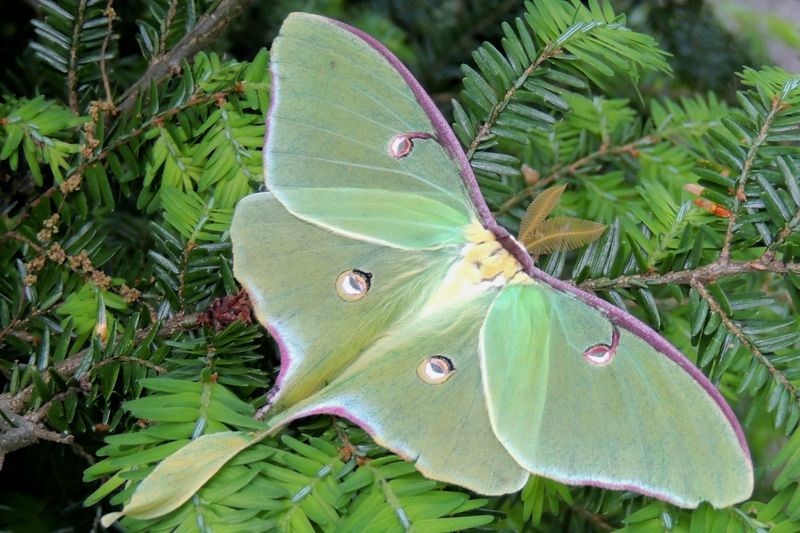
[463,241,523,286]
[420,223,526,317]
[461,221,524,287]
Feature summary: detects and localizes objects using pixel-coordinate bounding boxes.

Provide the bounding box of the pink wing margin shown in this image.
[259,13,750,473]
[312,15,750,463]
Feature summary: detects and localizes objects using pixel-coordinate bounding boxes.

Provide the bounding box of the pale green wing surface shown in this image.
[232,192,457,411]
[276,293,529,495]
[480,284,753,508]
[266,13,476,248]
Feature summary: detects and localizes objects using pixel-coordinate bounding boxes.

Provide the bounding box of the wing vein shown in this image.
[268,152,460,198]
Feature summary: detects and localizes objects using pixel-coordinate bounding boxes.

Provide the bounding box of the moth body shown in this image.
[104,11,757,528]
[233,11,754,509]
[422,221,529,316]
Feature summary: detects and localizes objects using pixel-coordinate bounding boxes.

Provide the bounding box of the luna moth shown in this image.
[228,12,754,508]
[205,11,757,514]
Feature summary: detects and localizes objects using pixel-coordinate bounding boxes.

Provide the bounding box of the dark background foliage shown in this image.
[1,1,799,531]
[0,1,762,101]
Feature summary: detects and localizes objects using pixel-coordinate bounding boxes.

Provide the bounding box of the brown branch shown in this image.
[333,419,359,463]
[574,234,800,409]
[0,307,51,347]
[116,0,253,114]
[0,399,74,469]
[92,356,167,374]
[3,181,70,233]
[720,96,785,262]
[159,0,179,57]
[579,257,799,291]
[70,440,96,466]
[2,173,83,242]
[3,230,44,253]
[492,103,728,218]
[495,114,719,217]
[0,312,199,415]
[569,504,615,532]
[67,0,88,114]
[0,231,137,311]
[0,313,196,462]
[99,0,116,104]
[30,390,78,423]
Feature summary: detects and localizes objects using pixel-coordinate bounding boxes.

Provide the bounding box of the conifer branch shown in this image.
[91,356,167,374]
[0,302,49,347]
[334,420,358,461]
[495,111,723,216]
[496,138,640,215]
[99,0,116,104]
[0,312,199,415]
[67,0,88,113]
[692,280,800,406]
[466,46,560,161]
[365,461,412,530]
[4,1,799,528]
[0,310,196,462]
[30,390,79,424]
[579,256,800,291]
[116,0,252,114]
[569,504,615,532]
[2,230,138,302]
[4,87,241,233]
[764,205,800,261]
[0,400,74,469]
[159,0,179,57]
[720,95,785,262]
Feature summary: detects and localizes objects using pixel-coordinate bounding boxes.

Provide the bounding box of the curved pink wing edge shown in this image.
[263,322,290,401]
[324,16,751,463]
[259,13,752,480]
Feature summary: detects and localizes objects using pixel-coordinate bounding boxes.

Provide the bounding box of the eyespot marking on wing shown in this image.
[417,356,455,384]
[582,327,620,367]
[388,132,433,158]
[335,269,372,301]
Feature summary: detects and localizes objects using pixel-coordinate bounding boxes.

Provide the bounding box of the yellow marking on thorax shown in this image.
[463,221,528,284]
[422,221,529,316]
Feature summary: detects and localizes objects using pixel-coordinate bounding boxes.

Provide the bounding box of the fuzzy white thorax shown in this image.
[420,221,527,317]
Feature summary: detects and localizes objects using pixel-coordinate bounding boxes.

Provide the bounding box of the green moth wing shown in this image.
[100,13,755,529]
[232,193,528,494]
[480,283,753,508]
[266,13,482,249]
[230,11,752,509]
[275,293,530,495]
[232,192,456,411]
